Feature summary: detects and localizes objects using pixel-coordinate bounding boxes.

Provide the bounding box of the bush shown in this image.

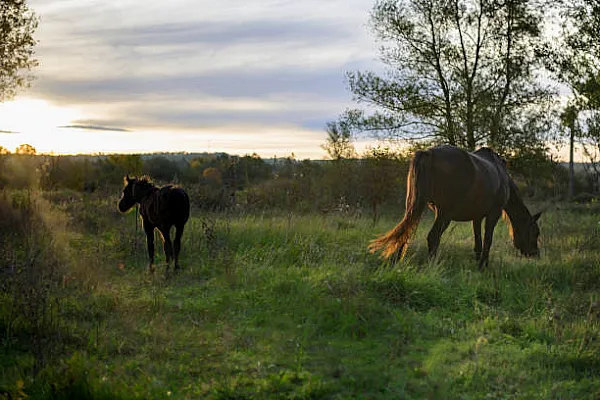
[0,190,68,374]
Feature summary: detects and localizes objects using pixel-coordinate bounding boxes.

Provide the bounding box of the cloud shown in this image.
[58,124,131,132]
[32,1,376,79]
[33,69,349,103]
[23,0,380,156]
[88,19,351,48]
[32,68,353,132]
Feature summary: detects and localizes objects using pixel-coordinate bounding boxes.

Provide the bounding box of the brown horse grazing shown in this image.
[118,175,190,274]
[369,145,541,269]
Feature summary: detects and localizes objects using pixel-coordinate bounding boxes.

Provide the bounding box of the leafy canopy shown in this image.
[334,0,551,152]
[0,0,38,102]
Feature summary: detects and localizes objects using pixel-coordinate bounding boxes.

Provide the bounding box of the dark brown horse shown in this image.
[369,145,541,269]
[118,175,190,274]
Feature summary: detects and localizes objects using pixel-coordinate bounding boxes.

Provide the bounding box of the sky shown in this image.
[0,0,381,158]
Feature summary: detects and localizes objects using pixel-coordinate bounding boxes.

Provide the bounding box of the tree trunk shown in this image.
[372,201,378,224]
[569,125,575,199]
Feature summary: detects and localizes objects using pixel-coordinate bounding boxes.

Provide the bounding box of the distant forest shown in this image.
[1,145,595,219]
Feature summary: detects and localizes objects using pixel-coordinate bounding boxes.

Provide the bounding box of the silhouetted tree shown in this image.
[0,0,38,101]
[546,0,600,197]
[0,148,9,187]
[39,156,96,191]
[96,154,142,185]
[15,143,36,155]
[238,153,271,186]
[322,121,356,160]
[334,0,550,151]
[360,146,407,221]
[142,155,181,182]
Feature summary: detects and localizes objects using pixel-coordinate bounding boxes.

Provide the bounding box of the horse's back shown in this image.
[163,186,190,225]
[427,145,477,204]
[143,185,190,227]
[425,145,510,220]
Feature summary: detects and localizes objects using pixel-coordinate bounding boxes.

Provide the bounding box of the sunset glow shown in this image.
[0,98,336,157]
[0,98,83,153]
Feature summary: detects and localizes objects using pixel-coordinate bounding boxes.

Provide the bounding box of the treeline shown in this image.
[0,148,582,217]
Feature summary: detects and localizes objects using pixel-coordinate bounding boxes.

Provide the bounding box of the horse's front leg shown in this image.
[427,214,450,259]
[473,218,483,261]
[144,222,156,273]
[479,210,502,270]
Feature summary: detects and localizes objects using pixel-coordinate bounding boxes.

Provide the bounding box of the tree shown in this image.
[96,154,142,185]
[579,110,600,193]
[335,0,550,151]
[15,143,36,155]
[322,121,356,160]
[544,0,600,197]
[360,146,407,221]
[142,155,181,182]
[202,167,222,186]
[0,0,38,102]
[0,146,9,188]
[238,153,271,186]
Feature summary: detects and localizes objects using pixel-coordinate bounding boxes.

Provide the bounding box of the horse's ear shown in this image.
[533,212,542,222]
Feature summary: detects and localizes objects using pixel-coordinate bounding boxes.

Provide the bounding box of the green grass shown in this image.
[2,192,600,399]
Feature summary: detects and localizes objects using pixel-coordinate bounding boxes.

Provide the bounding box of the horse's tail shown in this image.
[368,150,432,259]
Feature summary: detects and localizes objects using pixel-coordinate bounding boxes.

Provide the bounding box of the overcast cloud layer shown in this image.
[18,0,380,157]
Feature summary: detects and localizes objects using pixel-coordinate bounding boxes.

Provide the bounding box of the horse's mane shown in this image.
[502,178,528,241]
[502,211,515,241]
[124,175,154,186]
[137,175,153,185]
[475,147,507,167]
[476,147,516,240]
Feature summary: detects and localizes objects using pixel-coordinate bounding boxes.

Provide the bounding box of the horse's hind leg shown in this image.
[160,227,174,274]
[174,223,185,271]
[427,214,450,259]
[473,218,483,261]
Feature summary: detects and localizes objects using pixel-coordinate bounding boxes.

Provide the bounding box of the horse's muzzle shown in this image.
[118,198,134,213]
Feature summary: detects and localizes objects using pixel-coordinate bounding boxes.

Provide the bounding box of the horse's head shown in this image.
[118,175,138,212]
[512,211,541,257]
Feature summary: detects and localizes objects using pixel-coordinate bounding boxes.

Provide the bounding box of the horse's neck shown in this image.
[137,183,158,202]
[503,180,531,224]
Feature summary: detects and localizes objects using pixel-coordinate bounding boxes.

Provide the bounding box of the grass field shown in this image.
[2,190,600,399]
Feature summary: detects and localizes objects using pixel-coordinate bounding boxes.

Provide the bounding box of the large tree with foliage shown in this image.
[542,0,600,196]
[0,0,38,102]
[334,0,551,151]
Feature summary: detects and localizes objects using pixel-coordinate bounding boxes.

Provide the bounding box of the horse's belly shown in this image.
[448,210,488,222]
[432,200,493,221]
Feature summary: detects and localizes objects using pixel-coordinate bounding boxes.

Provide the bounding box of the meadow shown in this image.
[1,189,600,399]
